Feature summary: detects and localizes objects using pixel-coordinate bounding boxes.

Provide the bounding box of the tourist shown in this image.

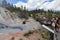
[51,17,58,29]
[55,18,60,32]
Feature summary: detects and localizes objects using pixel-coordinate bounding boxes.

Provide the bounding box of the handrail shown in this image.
[42,25,54,33]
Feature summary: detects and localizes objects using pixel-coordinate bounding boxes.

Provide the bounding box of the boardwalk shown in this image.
[56,30,60,40]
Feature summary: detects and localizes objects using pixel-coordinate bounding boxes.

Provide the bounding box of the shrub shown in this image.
[24,31,34,37]
[19,38,23,40]
[11,37,15,40]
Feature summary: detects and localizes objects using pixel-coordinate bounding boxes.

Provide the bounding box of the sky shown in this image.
[7,0,53,4]
[6,0,60,11]
[7,0,28,4]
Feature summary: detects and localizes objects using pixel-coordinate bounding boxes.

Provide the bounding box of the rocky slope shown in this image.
[0,29,49,40]
[0,7,52,40]
[0,7,42,33]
